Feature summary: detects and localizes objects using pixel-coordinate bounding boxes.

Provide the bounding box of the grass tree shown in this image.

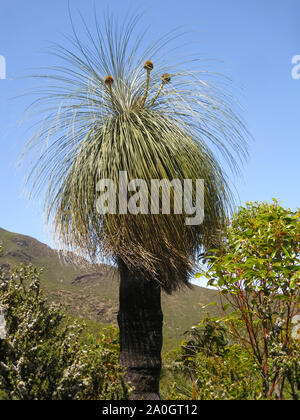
[22,13,248,399]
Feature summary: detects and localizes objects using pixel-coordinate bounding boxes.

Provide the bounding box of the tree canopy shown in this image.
[22,14,249,292]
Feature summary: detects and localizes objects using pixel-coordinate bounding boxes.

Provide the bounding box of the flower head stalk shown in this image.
[149,73,171,107]
[104,75,116,113]
[140,60,154,108]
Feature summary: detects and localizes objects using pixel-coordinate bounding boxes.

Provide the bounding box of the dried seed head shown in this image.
[161,73,171,84]
[104,75,114,85]
[144,60,154,71]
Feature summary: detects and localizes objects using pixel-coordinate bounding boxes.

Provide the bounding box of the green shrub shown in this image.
[202,200,300,399]
[161,321,262,400]
[0,262,128,400]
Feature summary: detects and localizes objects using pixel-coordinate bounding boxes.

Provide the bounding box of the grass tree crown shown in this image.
[23,13,249,293]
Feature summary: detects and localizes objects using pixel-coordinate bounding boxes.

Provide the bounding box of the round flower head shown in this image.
[143,60,154,71]
[161,73,171,84]
[104,75,114,85]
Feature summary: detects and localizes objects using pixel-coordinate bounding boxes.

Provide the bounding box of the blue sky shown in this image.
[0,0,299,251]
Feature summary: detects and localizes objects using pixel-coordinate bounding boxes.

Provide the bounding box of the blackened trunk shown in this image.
[117,261,163,400]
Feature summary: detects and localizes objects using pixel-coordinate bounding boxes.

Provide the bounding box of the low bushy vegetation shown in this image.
[161,315,300,400]
[202,201,300,399]
[0,255,129,400]
[161,201,300,400]
[161,320,263,400]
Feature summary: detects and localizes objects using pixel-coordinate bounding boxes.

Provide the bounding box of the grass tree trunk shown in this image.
[117,260,163,400]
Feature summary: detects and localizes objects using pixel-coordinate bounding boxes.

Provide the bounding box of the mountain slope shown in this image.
[0,227,218,350]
